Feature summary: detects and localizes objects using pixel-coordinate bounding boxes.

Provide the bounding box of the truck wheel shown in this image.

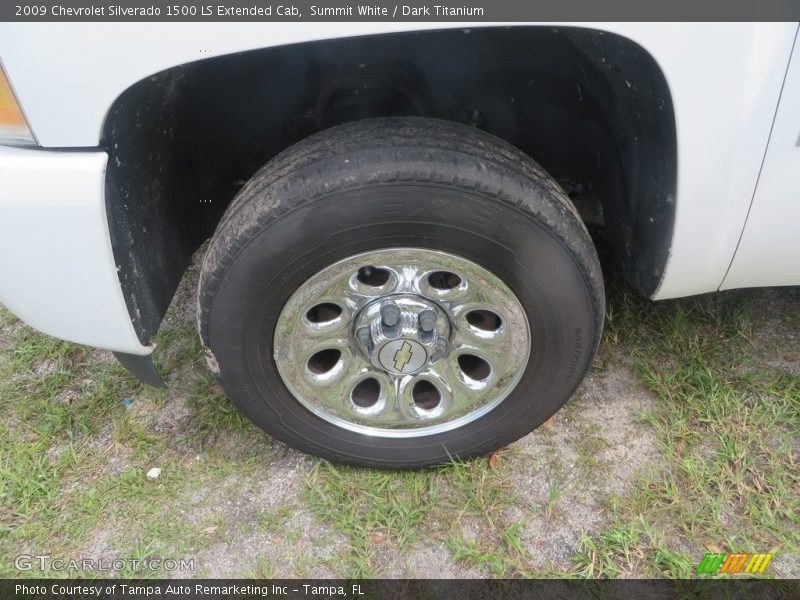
[197,118,604,468]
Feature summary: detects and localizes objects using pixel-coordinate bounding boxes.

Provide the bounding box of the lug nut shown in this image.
[418,310,436,333]
[380,302,401,328]
[356,326,371,347]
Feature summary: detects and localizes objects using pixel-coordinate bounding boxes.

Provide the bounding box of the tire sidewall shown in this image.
[207,181,601,467]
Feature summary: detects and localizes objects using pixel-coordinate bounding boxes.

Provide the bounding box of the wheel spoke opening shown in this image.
[466,309,502,332]
[306,302,342,324]
[427,270,462,290]
[457,354,491,381]
[351,377,381,408]
[307,348,342,375]
[357,266,390,287]
[412,379,441,410]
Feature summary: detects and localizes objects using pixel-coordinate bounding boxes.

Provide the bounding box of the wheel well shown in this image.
[102,26,676,345]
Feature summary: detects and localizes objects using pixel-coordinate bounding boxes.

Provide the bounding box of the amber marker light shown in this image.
[0,60,36,145]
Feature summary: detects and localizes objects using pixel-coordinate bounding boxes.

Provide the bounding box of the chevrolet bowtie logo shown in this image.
[393,341,414,372]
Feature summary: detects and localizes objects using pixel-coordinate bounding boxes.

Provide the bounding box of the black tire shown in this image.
[198,117,604,468]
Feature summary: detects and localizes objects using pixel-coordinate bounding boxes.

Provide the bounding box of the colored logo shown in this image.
[696,553,773,575]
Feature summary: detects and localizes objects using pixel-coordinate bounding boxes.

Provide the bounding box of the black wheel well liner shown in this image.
[101,26,677,345]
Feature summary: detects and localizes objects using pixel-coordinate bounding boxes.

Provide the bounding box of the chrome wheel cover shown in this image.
[273,248,531,438]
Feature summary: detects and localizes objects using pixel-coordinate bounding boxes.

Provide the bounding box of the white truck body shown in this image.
[0,22,798,356]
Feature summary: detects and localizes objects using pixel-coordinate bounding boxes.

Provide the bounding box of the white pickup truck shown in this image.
[1,22,798,467]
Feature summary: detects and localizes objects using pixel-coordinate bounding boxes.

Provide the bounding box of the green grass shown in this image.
[0,305,258,578]
[304,462,437,576]
[571,283,799,577]
[302,452,561,577]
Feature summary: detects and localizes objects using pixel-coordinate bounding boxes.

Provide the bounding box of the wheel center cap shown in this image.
[353,294,451,376]
[378,339,427,375]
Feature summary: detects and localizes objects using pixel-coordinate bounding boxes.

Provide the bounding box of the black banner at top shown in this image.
[2,0,800,22]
